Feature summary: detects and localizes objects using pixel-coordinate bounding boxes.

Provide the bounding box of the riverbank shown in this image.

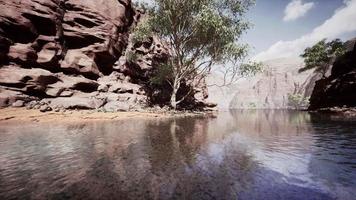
[0,108,215,124]
[314,107,356,117]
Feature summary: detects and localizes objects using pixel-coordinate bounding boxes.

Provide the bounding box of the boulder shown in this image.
[47,74,99,96]
[48,96,106,110]
[40,105,52,112]
[108,82,143,94]
[61,49,101,79]
[116,36,170,81]
[8,43,38,65]
[12,100,25,107]
[0,89,37,107]
[103,101,131,112]
[0,66,60,95]
[100,92,147,112]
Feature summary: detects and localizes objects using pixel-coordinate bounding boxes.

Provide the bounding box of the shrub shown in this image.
[287,93,309,110]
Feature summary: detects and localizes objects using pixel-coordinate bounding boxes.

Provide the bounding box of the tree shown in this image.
[299,39,346,76]
[287,93,309,110]
[133,0,261,109]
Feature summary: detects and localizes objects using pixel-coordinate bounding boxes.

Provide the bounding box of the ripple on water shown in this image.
[0,110,356,199]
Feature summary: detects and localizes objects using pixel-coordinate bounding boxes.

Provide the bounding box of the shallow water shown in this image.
[0,110,356,200]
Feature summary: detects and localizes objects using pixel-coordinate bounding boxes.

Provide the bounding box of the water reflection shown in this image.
[0,110,355,199]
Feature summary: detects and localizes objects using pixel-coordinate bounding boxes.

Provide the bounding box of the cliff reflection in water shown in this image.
[1,110,356,199]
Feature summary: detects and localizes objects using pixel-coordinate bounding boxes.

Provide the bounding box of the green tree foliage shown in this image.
[133,0,261,109]
[299,39,346,76]
[149,62,174,85]
[239,61,263,77]
[132,17,153,44]
[287,93,309,110]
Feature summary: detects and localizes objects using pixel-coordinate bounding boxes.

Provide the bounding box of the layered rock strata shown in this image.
[0,0,212,111]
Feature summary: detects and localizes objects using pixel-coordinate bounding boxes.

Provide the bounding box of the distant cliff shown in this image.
[309,38,356,110]
[208,57,320,109]
[0,0,210,111]
[208,38,356,111]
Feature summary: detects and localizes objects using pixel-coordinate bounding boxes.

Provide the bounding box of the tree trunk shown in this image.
[170,87,178,110]
[170,77,180,110]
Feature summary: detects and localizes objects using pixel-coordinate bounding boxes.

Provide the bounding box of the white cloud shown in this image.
[283,0,315,22]
[254,0,356,61]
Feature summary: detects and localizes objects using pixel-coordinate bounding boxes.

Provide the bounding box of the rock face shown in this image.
[309,38,356,110]
[209,57,319,109]
[0,0,210,111]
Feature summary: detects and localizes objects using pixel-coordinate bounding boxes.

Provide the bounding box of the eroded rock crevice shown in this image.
[0,0,212,111]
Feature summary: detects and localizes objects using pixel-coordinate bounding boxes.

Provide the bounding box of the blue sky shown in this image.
[250,0,356,60]
[134,0,356,60]
[243,0,347,54]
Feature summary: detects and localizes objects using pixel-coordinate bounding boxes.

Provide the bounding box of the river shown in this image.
[0,110,355,200]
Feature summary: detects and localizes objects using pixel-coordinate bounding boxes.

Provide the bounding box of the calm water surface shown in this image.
[0,110,356,200]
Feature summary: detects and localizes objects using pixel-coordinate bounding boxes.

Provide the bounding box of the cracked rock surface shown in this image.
[0,0,212,112]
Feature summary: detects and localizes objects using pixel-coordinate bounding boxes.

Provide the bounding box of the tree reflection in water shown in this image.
[1,110,354,199]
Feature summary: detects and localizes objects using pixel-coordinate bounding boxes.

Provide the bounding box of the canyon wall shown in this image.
[0,0,210,111]
[209,38,356,111]
[208,57,319,109]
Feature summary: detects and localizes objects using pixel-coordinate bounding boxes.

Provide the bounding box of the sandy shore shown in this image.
[0,108,171,124]
[0,108,214,124]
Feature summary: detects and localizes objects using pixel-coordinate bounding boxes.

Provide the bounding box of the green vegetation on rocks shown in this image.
[299,39,346,76]
[287,93,309,110]
[132,0,262,109]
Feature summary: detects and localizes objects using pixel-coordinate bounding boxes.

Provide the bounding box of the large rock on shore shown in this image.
[0,0,211,111]
[309,38,356,110]
[0,0,134,76]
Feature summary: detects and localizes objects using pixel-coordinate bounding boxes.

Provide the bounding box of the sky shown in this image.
[248,0,356,61]
[134,0,356,61]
